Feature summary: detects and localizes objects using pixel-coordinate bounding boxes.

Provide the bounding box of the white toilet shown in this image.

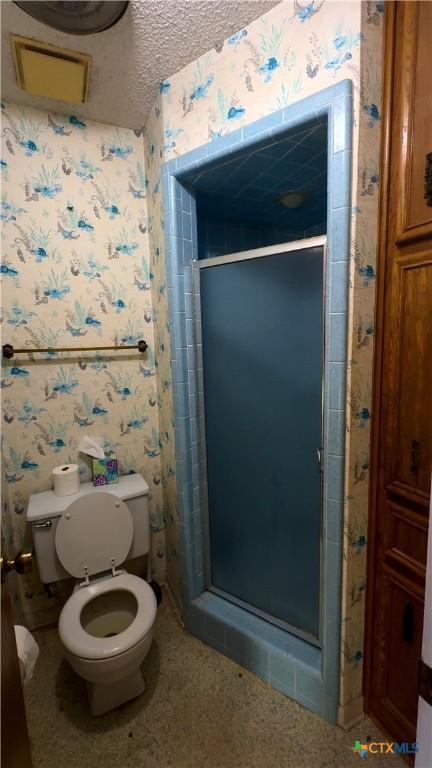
[27,474,157,716]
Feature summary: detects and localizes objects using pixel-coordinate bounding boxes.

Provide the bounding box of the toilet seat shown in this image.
[55,492,133,581]
[59,572,157,660]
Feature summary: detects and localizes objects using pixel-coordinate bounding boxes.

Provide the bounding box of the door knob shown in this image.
[0,549,32,583]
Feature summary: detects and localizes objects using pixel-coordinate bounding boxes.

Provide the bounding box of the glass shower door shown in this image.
[199,242,324,640]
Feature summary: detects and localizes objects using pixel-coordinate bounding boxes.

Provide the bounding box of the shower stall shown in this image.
[162,82,352,722]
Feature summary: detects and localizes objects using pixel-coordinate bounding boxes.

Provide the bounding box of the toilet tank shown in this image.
[27,474,150,584]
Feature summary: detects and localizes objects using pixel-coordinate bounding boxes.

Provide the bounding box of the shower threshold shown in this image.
[209,585,322,649]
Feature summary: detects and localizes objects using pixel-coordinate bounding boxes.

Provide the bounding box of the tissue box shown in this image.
[92,457,119,486]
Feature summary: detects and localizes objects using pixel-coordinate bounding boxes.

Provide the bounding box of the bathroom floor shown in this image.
[25,591,403,768]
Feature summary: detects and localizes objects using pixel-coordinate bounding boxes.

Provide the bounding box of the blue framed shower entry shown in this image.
[161,81,352,723]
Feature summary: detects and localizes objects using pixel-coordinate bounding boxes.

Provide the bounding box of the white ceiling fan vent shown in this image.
[13,1,129,35]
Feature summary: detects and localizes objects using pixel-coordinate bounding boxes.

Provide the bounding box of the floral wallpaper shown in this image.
[143,0,383,724]
[1,0,383,724]
[1,104,165,628]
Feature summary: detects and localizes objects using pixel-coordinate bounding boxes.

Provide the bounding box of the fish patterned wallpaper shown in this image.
[1,0,383,725]
[143,0,383,724]
[1,105,166,628]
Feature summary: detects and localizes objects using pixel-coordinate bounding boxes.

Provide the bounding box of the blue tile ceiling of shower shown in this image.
[183,117,328,232]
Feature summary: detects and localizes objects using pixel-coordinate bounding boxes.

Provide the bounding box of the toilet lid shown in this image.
[55,492,133,579]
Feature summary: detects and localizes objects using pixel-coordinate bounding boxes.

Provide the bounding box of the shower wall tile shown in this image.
[270,649,296,695]
[330,261,349,313]
[295,664,324,705]
[205,130,244,157]
[325,584,343,641]
[225,623,247,662]
[325,541,343,595]
[244,638,271,681]
[186,602,205,637]
[331,151,353,209]
[1,102,165,628]
[326,500,343,545]
[328,363,346,411]
[197,214,301,260]
[203,612,226,652]
[333,95,353,154]
[329,207,351,262]
[242,109,283,139]
[181,185,192,213]
[295,691,324,718]
[327,456,344,502]
[183,239,193,266]
[323,621,341,684]
[182,211,192,241]
[329,314,348,362]
[328,410,345,457]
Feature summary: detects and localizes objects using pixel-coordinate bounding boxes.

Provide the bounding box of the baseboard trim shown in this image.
[338,694,365,729]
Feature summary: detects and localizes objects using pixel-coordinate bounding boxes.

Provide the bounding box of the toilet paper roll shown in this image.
[14,625,39,686]
[52,463,80,497]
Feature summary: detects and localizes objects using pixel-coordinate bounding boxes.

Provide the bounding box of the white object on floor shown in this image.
[52,463,80,497]
[14,625,39,686]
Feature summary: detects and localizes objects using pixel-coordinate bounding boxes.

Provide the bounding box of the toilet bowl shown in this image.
[59,571,157,715]
[54,491,157,715]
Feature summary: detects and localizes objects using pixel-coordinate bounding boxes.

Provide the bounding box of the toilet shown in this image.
[27,474,157,716]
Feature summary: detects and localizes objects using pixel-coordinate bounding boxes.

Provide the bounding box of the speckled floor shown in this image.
[25,591,403,768]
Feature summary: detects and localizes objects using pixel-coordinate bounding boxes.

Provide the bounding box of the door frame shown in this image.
[363,1,394,715]
[162,82,353,722]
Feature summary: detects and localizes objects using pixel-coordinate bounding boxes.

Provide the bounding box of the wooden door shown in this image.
[1,579,33,768]
[364,0,432,746]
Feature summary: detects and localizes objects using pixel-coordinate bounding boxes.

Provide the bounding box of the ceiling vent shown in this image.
[13,2,129,35]
[11,35,91,103]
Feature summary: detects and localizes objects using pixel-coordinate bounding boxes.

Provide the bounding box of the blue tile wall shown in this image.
[196,211,303,260]
[162,81,352,724]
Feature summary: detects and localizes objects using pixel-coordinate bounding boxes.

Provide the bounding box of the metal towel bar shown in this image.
[2,340,148,359]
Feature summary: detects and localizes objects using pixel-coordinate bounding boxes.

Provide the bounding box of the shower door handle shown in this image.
[316,448,324,473]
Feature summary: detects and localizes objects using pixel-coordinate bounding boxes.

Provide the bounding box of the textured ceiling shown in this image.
[0,0,279,129]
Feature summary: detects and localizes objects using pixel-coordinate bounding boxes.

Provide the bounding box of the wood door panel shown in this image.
[388,503,428,573]
[407,1,432,230]
[384,575,423,734]
[393,259,432,494]
[392,2,432,244]
[372,570,423,743]
[386,480,430,511]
